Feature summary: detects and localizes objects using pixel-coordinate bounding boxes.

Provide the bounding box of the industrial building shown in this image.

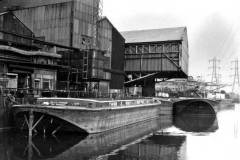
[0,12,62,97]
[0,0,125,97]
[97,17,125,93]
[122,27,189,96]
[0,1,189,97]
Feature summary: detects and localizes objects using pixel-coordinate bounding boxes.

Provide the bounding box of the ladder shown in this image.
[82,50,89,80]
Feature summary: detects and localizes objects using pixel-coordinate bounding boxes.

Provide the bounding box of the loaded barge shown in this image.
[12,98,172,134]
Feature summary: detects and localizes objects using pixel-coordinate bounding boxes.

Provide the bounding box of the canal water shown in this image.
[0,103,239,160]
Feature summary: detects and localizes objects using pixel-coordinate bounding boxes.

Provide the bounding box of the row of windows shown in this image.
[125,44,180,54]
[33,58,56,65]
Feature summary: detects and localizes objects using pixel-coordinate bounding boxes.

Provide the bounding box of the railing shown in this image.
[1,88,140,105]
[35,97,163,109]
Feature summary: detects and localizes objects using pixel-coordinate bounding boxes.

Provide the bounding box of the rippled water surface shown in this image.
[0,103,239,160]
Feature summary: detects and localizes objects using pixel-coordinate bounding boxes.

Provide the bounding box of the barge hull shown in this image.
[12,101,172,134]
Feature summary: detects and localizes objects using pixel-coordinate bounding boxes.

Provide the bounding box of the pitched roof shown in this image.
[98,16,125,41]
[121,27,187,43]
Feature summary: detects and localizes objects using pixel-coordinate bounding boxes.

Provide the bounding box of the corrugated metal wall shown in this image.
[97,18,125,89]
[73,0,99,49]
[97,18,112,82]
[89,50,110,80]
[12,0,100,50]
[97,18,112,57]
[110,25,125,89]
[125,42,181,73]
[13,2,72,46]
[0,12,34,45]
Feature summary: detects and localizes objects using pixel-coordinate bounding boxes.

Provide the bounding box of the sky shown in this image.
[102,0,240,87]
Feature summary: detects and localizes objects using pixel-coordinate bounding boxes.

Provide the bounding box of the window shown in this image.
[165,44,171,52]
[81,35,91,47]
[129,46,136,54]
[172,44,179,52]
[156,45,163,53]
[137,45,143,54]
[125,47,129,54]
[42,79,53,90]
[150,45,156,53]
[34,79,40,89]
[143,45,149,53]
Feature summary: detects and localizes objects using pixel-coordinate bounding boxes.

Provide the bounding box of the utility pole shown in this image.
[209,57,221,91]
[231,59,240,92]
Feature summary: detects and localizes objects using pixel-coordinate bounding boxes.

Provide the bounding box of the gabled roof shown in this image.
[121,27,187,44]
[98,16,125,41]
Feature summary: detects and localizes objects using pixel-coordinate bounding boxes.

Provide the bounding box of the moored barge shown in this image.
[12,98,173,134]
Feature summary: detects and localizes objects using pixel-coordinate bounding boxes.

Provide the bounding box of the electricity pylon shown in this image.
[231,59,240,93]
[209,57,221,91]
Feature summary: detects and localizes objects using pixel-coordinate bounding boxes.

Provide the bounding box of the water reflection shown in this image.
[12,133,86,160]
[4,115,173,160]
[107,134,186,160]
[174,114,218,133]
[0,132,12,160]
[173,102,218,133]
[2,104,240,160]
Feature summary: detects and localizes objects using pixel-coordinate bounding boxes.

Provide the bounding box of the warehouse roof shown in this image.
[121,27,187,43]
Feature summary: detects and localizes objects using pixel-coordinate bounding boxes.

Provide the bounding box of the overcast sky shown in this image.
[103,0,240,87]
